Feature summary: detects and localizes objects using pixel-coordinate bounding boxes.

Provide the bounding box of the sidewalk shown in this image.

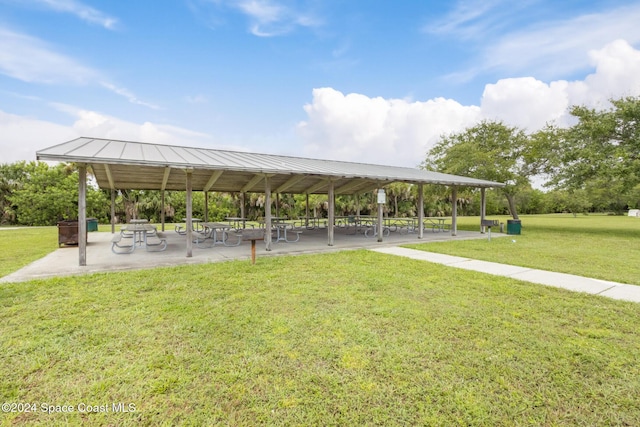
[371,247,640,304]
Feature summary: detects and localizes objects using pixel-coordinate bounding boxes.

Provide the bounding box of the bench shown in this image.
[424,218,449,233]
[285,229,303,243]
[224,231,243,246]
[145,232,167,251]
[430,222,450,232]
[195,229,242,248]
[364,224,390,238]
[111,234,135,254]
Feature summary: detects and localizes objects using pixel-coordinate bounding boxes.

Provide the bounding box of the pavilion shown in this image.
[36,137,504,266]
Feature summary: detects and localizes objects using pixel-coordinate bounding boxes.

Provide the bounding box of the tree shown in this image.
[423,120,536,219]
[550,96,640,194]
[386,183,413,217]
[0,162,28,224]
[5,162,110,226]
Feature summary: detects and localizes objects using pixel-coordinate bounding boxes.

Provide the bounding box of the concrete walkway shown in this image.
[371,247,640,304]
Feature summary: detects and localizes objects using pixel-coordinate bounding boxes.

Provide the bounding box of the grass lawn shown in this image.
[1,216,640,425]
[1,249,640,425]
[0,227,59,278]
[406,214,640,286]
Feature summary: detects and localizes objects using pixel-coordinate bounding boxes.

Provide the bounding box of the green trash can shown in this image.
[87,218,98,232]
[507,219,521,235]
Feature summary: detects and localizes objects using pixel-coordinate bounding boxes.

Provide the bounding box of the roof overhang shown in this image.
[36,137,505,194]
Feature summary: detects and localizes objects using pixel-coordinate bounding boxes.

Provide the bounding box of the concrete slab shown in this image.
[0,227,491,283]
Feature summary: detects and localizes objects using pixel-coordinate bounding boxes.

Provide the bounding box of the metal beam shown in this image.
[203,170,224,192]
[358,183,383,195]
[277,175,306,193]
[335,179,371,194]
[242,174,264,192]
[304,179,328,194]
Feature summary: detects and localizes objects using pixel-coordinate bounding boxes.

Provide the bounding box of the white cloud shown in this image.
[0,27,159,110]
[424,0,509,40]
[55,105,211,144]
[0,27,98,84]
[480,77,570,130]
[194,0,320,36]
[298,39,640,166]
[237,0,320,36]
[0,110,78,164]
[0,105,216,164]
[100,82,161,110]
[17,0,118,29]
[481,39,640,130]
[577,39,640,106]
[432,2,640,82]
[297,88,481,167]
[481,4,640,79]
[185,94,209,104]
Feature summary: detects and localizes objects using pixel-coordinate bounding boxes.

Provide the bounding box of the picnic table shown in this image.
[257,216,288,228]
[424,217,450,232]
[295,217,327,230]
[195,222,241,247]
[363,221,391,238]
[272,222,303,243]
[336,216,371,235]
[112,223,166,253]
[226,217,249,230]
[175,218,203,235]
[384,217,418,233]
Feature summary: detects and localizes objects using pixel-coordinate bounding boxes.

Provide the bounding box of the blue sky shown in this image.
[1,0,640,166]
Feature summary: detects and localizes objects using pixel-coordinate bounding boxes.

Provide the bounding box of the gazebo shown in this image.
[36,137,504,266]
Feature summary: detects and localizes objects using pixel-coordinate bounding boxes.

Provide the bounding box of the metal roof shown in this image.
[36,137,505,194]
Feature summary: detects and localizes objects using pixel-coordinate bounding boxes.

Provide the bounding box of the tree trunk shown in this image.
[505,193,519,219]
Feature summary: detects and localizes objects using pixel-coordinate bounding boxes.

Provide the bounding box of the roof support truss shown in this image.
[277,175,306,193]
[242,174,265,193]
[304,178,329,194]
[336,179,374,195]
[203,170,224,192]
